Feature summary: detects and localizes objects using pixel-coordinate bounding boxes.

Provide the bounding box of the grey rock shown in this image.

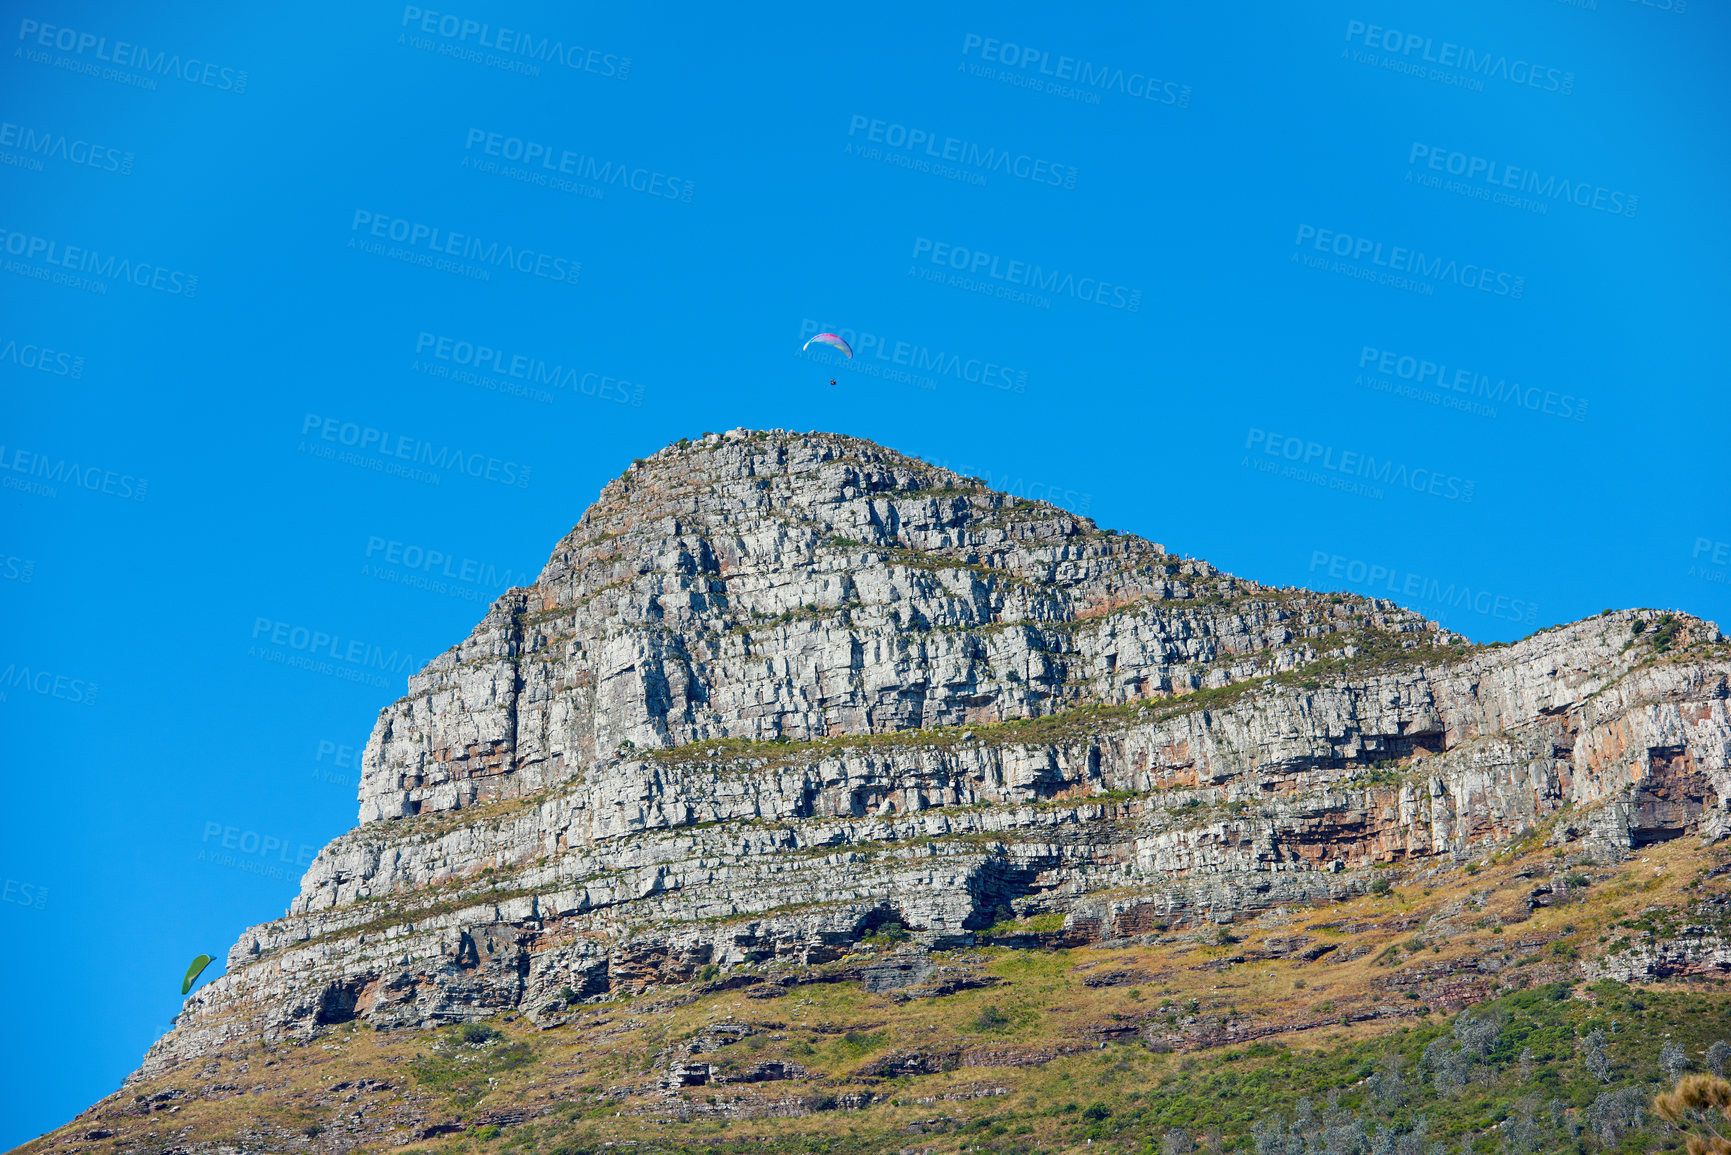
[138,430,1731,1079]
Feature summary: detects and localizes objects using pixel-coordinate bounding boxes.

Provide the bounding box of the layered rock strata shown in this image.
[143,429,1731,1078]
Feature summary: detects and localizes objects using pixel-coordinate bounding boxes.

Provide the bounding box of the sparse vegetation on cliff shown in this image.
[35,832,1731,1155]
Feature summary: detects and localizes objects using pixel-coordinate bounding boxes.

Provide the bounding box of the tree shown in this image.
[1579,1028,1611,1083]
[1370,1052,1407,1110]
[1422,1011,1502,1095]
[1667,1041,1694,1080]
[1501,1097,1540,1155]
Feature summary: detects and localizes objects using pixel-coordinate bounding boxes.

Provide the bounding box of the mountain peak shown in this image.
[353,430,1450,828]
[70,434,1727,1155]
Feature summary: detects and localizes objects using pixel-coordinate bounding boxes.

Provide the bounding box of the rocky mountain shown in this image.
[27,429,1731,1153]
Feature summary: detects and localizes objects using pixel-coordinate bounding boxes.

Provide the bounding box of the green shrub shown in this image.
[983,911,1067,937]
[1652,613,1681,651]
[861,920,910,946]
[410,1028,535,1107]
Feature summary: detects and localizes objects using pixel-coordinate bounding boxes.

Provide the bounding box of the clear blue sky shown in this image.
[2,0,1726,1143]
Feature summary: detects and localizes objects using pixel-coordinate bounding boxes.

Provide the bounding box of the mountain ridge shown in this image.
[23,428,1731,1155]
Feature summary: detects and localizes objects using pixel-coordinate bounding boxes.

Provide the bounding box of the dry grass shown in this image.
[25,829,1728,1155]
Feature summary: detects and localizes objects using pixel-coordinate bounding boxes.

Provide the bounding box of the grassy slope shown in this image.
[27,824,1728,1155]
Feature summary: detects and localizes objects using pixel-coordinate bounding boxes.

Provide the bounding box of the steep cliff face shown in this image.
[144,429,1731,1078]
[355,428,1449,825]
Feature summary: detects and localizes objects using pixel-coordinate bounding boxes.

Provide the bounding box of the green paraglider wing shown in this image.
[181,954,214,996]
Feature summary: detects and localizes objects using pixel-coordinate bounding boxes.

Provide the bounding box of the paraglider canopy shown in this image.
[802,332,853,358]
[182,954,213,995]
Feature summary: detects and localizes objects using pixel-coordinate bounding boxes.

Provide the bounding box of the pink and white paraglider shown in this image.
[802,332,853,358]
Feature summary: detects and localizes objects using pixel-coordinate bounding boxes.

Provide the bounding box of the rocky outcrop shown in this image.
[140,429,1731,1078]
[354,429,1450,825]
